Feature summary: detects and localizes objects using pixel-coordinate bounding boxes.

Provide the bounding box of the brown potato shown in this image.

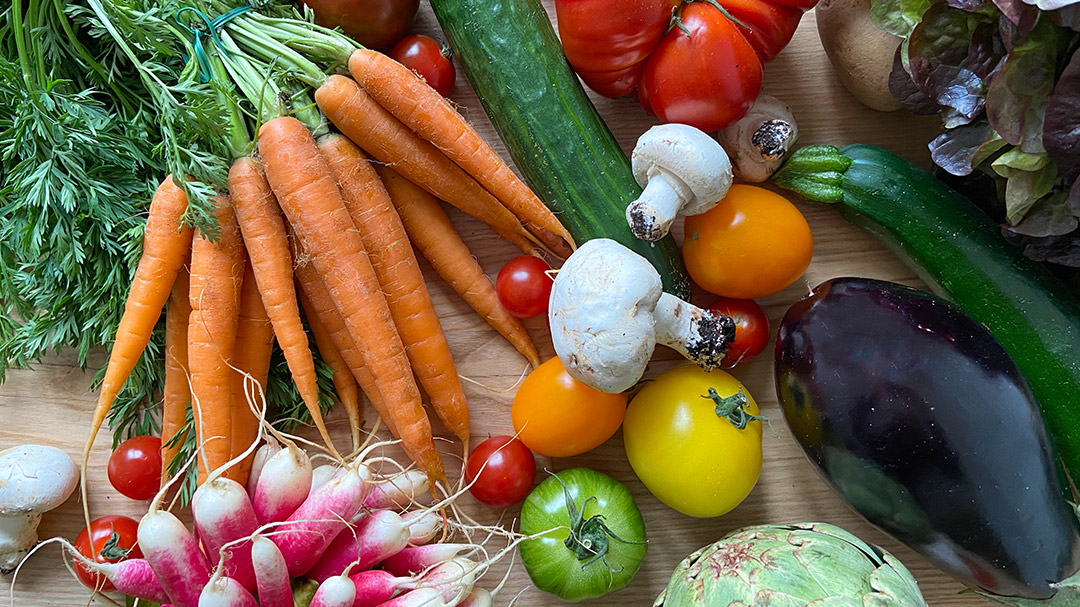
[816,0,903,112]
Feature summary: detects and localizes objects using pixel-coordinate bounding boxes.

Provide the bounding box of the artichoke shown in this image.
[654,522,927,607]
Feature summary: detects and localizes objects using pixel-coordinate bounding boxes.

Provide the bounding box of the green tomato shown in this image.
[623,365,764,518]
[518,468,647,602]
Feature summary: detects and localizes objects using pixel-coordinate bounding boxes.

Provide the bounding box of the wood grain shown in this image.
[0,1,984,605]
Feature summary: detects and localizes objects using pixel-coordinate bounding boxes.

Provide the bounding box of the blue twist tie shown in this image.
[176,5,254,83]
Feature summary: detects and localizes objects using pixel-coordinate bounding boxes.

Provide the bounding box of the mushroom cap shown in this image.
[549,239,662,393]
[631,123,733,216]
[0,445,79,515]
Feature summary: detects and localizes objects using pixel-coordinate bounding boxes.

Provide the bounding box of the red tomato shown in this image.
[390,35,456,97]
[107,435,162,500]
[640,2,764,131]
[465,436,537,508]
[496,256,553,319]
[717,0,804,62]
[299,0,419,50]
[708,297,771,367]
[554,0,677,97]
[73,515,142,591]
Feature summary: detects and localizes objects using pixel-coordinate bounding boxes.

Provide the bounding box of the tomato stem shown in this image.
[703,387,776,435]
[99,532,133,560]
[670,0,752,33]
[548,471,646,570]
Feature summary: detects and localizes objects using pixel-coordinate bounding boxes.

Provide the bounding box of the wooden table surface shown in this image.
[0,1,983,605]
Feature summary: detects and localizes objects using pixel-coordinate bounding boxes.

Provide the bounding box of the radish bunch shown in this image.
[57,442,502,607]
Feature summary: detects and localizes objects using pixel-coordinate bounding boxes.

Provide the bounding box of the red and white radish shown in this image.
[246,444,276,498]
[63,542,169,604]
[348,569,412,607]
[363,470,429,510]
[251,536,292,607]
[271,463,370,576]
[308,509,411,582]
[312,464,346,493]
[311,575,358,607]
[418,558,479,602]
[402,510,441,545]
[137,509,212,607]
[457,588,492,607]
[252,443,312,524]
[198,575,257,607]
[381,544,473,577]
[375,587,443,607]
[192,477,257,590]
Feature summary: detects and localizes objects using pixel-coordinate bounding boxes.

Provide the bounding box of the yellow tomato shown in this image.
[623,365,763,517]
[682,184,813,299]
[512,357,628,458]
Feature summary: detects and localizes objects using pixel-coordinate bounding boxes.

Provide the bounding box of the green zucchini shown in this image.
[429,0,690,298]
[774,144,1080,482]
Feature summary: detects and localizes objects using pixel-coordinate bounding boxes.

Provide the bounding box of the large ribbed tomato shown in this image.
[556,0,815,128]
[639,2,763,131]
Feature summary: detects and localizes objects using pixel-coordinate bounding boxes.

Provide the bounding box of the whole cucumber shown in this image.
[429,0,690,298]
[774,144,1080,486]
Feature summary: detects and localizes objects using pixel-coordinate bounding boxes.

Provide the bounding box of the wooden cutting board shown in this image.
[0,1,984,605]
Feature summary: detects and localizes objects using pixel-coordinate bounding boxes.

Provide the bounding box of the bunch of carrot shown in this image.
[82,41,568,489]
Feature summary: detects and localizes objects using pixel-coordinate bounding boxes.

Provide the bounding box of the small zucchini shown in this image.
[773,143,1080,484]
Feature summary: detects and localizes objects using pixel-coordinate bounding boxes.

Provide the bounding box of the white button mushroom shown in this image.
[625,124,733,242]
[549,239,735,393]
[717,94,799,183]
[0,445,79,572]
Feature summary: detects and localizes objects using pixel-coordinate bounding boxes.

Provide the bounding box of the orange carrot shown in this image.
[229,157,338,455]
[84,176,192,468]
[188,195,245,485]
[161,260,192,485]
[378,166,541,368]
[320,134,469,442]
[314,75,539,256]
[294,262,394,439]
[288,225,389,438]
[349,49,575,257]
[228,264,275,485]
[258,116,443,481]
[297,286,362,450]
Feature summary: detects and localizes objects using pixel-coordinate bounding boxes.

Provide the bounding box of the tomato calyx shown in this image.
[99,532,132,560]
[551,472,646,569]
[669,0,752,35]
[703,387,775,434]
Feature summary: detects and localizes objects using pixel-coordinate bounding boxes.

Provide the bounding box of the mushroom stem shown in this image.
[626,174,688,242]
[654,293,735,370]
[0,512,41,573]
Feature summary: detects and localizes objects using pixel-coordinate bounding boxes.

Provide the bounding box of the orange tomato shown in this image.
[682,184,813,299]
[511,357,628,457]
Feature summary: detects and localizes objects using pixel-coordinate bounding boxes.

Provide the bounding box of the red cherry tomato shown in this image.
[107,435,162,500]
[390,35,456,97]
[465,436,537,508]
[496,256,553,319]
[640,2,764,131]
[73,515,142,591]
[708,297,771,367]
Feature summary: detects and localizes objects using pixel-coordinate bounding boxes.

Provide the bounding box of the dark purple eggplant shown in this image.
[774,277,1080,600]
